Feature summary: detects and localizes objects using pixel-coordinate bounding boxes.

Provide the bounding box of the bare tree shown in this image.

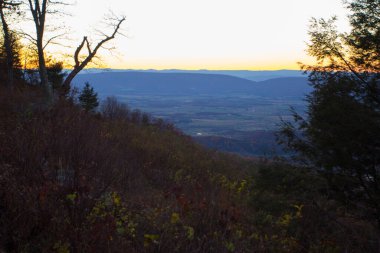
[24,1,125,102]
[26,0,53,100]
[0,0,21,89]
[62,16,126,88]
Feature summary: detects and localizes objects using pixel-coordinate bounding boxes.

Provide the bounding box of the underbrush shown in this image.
[0,87,378,252]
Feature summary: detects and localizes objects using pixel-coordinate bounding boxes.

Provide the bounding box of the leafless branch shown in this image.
[73,36,86,67]
[63,16,126,87]
[43,33,66,49]
[18,30,37,44]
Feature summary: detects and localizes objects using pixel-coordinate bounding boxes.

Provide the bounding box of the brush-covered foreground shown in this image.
[0,87,378,253]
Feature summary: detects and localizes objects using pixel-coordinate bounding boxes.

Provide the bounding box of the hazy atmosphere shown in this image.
[52,0,349,70]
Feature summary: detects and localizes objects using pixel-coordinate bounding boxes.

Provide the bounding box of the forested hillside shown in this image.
[0,89,377,252]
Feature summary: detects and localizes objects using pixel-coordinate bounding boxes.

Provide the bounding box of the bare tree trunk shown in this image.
[36,33,52,99]
[26,1,124,101]
[63,68,81,88]
[28,0,53,102]
[0,2,14,90]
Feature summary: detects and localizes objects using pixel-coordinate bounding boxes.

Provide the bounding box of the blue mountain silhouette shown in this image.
[73,71,310,98]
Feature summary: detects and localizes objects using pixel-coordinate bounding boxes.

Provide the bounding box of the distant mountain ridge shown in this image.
[78,69,304,81]
[73,71,310,98]
[74,72,255,96]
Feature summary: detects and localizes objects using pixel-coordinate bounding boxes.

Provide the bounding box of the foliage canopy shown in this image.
[279,0,380,227]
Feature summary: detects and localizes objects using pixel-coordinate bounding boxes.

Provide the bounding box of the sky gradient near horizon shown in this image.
[46,0,349,70]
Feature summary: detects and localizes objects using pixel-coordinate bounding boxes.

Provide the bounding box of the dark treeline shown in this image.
[1,0,380,252]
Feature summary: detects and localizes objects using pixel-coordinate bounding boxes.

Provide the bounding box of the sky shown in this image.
[46,0,349,70]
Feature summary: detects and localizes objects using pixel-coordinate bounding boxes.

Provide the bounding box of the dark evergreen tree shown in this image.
[0,31,22,86]
[46,60,68,97]
[79,82,99,112]
[0,0,22,88]
[278,0,380,228]
[47,61,65,89]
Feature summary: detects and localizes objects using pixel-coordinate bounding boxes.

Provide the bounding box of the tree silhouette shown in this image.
[0,0,21,89]
[25,0,125,103]
[279,0,380,228]
[26,0,56,100]
[0,31,22,86]
[79,82,99,112]
[62,16,126,88]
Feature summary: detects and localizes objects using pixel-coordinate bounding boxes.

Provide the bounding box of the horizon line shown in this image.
[81,68,302,72]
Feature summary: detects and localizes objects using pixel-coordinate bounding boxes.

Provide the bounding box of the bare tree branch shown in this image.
[63,16,126,87]
[43,32,67,49]
[73,36,86,67]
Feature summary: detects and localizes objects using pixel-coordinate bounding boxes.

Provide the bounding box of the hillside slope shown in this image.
[0,89,376,252]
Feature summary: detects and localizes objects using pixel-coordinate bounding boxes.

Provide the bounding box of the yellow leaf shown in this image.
[171,212,180,224]
[184,226,194,240]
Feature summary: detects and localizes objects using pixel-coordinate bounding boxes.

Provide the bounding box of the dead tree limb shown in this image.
[63,16,126,88]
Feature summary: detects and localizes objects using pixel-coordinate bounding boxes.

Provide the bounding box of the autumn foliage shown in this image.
[0,87,378,252]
